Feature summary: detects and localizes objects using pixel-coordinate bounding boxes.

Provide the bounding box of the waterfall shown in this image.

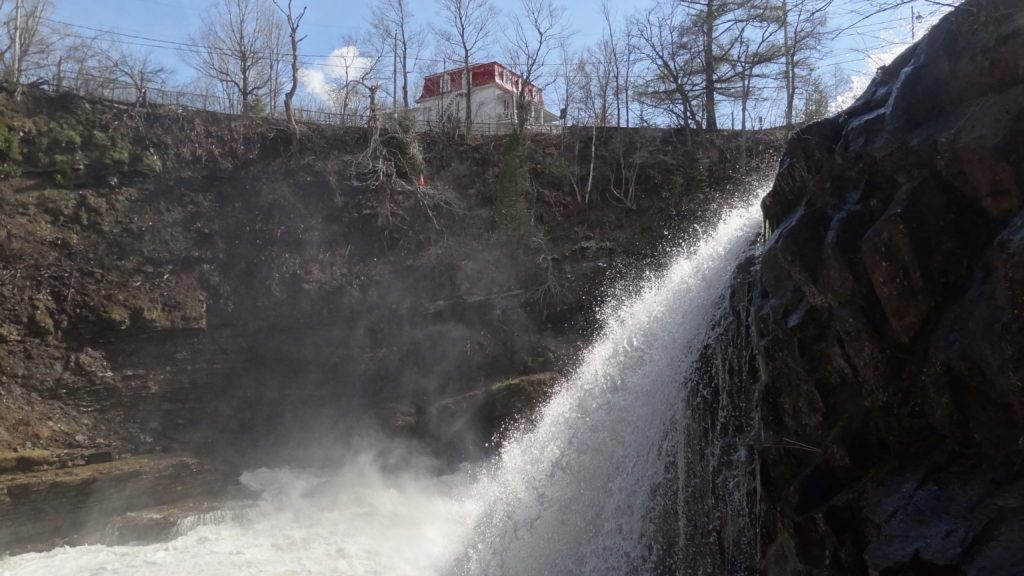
[0,189,766,576]
[453,189,766,575]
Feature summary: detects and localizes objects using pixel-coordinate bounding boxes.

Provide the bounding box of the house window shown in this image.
[502,69,512,86]
[503,98,511,119]
[440,74,451,93]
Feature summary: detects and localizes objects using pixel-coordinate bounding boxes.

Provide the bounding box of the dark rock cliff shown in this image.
[755,1,1024,573]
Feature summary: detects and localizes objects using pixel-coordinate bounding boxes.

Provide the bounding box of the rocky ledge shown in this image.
[754,0,1024,573]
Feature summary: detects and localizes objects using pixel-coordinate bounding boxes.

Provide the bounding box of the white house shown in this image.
[414,62,560,133]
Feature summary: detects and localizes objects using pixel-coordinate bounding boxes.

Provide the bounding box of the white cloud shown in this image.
[299,68,331,102]
[299,46,377,104]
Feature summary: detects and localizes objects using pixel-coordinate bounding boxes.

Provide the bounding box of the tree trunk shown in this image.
[624,47,631,128]
[463,53,473,136]
[704,0,718,131]
[400,34,409,109]
[284,33,300,137]
[241,70,250,115]
[392,31,398,114]
[783,0,794,131]
[740,74,750,170]
[585,123,596,203]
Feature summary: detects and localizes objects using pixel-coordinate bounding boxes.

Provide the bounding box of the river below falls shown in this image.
[1,446,482,576]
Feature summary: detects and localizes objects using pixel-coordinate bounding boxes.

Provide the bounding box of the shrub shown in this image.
[384,110,425,178]
[0,118,22,178]
[496,133,529,238]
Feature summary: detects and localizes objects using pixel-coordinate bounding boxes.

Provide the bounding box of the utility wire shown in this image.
[38,14,917,75]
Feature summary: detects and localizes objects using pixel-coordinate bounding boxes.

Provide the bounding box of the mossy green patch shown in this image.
[98,303,131,330]
[0,449,56,474]
[27,304,54,338]
[85,130,131,170]
[37,188,80,220]
[0,94,136,184]
[0,115,22,178]
[496,133,530,239]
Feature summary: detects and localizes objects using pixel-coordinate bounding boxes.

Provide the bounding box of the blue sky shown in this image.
[50,0,952,114]
[51,0,609,77]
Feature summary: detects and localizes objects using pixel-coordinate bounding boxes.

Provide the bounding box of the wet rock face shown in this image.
[676,255,762,576]
[755,1,1024,574]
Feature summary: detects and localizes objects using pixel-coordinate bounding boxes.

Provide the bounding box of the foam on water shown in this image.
[0,190,766,576]
[0,448,480,576]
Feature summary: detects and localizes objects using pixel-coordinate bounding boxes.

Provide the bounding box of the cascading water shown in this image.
[451,189,766,575]
[0,189,766,576]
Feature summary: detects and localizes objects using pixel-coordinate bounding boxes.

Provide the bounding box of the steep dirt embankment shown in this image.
[0,86,780,551]
[754,1,1024,573]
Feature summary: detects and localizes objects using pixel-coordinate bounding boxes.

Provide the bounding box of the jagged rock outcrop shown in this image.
[755,1,1024,573]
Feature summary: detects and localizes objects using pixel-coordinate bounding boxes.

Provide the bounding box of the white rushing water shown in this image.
[452,190,766,575]
[0,190,766,576]
[0,441,481,576]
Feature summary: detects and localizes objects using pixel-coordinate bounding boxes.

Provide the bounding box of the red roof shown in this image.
[416,61,544,107]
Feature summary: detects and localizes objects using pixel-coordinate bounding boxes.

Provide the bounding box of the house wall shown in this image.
[413,62,552,133]
[415,84,518,133]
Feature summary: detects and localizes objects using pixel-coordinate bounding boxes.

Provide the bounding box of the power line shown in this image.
[37,26,900,90]
[38,13,917,76]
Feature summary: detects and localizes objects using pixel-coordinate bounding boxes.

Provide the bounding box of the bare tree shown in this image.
[326,37,382,125]
[272,0,306,136]
[677,0,753,131]
[774,0,831,130]
[725,1,783,165]
[0,0,55,85]
[796,68,832,124]
[266,13,289,116]
[591,9,641,129]
[187,0,284,115]
[632,1,704,137]
[503,0,568,132]
[577,41,616,127]
[554,42,579,126]
[106,46,170,103]
[435,0,497,136]
[599,1,625,127]
[46,27,108,94]
[175,76,229,111]
[369,0,423,110]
